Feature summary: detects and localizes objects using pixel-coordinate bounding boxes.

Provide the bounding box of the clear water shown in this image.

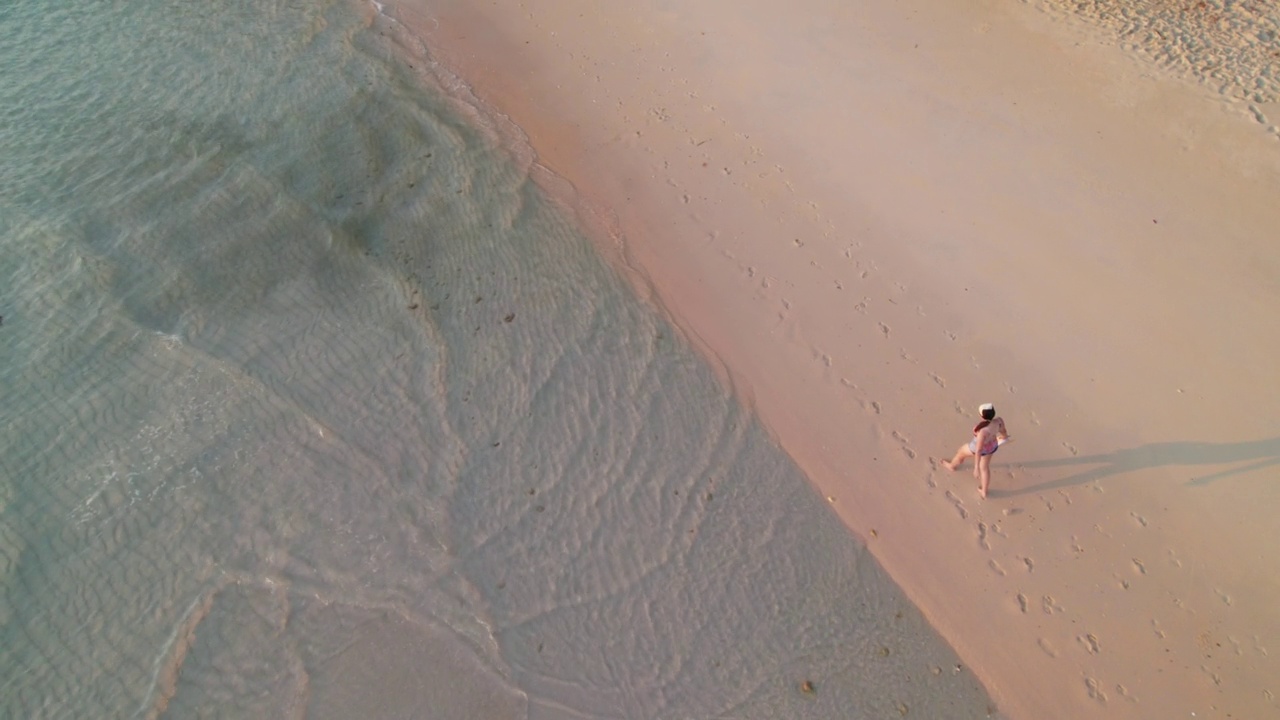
[0,1,994,717]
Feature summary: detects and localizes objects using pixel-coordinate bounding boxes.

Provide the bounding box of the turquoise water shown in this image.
[0,1,994,717]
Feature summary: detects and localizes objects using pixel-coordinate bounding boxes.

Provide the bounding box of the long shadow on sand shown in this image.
[1003,437,1280,496]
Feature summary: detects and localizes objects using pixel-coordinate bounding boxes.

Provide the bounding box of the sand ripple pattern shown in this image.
[1030,0,1280,126]
[0,1,995,718]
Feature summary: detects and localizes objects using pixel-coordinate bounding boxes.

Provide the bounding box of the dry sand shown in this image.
[386,0,1280,716]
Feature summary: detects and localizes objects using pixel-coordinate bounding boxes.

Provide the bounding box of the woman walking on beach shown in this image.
[943,403,1009,498]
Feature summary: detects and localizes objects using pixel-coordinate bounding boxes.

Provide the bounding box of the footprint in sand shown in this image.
[1017,593,1029,613]
[878,322,891,338]
[1132,558,1147,575]
[1226,637,1245,657]
[1078,633,1101,655]
[1037,638,1058,658]
[1042,595,1064,614]
[890,430,917,459]
[1129,511,1148,527]
[944,490,969,520]
[1085,677,1108,704]
[977,522,990,550]
[1062,442,1079,456]
[988,559,1007,576]
[930,372,946,388]
[1022,557,1035,573]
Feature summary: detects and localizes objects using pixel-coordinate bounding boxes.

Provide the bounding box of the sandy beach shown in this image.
[383,0,1280,716]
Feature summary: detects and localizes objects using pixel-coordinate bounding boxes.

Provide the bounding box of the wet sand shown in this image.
[386,0,1280,716]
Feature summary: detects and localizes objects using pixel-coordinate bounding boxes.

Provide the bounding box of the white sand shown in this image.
[388,0,1280,716]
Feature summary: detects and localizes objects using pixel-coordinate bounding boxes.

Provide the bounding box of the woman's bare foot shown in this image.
[977,484,988,499]
[942,460,956,471]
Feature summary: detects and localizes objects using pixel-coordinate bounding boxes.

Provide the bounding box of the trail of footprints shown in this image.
[922,457,1176,708]
[806,308,1261,710]
[945,470,1255,708]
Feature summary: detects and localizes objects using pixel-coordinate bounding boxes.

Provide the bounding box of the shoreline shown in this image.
[385,0,1280,716]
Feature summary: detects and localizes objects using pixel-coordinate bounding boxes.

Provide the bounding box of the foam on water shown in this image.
[0,1,996,717]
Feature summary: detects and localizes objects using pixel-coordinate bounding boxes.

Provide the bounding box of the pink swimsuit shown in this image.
[969,421,1000,456]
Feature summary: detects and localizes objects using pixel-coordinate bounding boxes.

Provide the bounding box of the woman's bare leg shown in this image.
[976,455,992,498]
[943,444,973,471]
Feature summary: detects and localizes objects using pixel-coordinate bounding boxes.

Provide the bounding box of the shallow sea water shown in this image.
[0,1,996,717]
